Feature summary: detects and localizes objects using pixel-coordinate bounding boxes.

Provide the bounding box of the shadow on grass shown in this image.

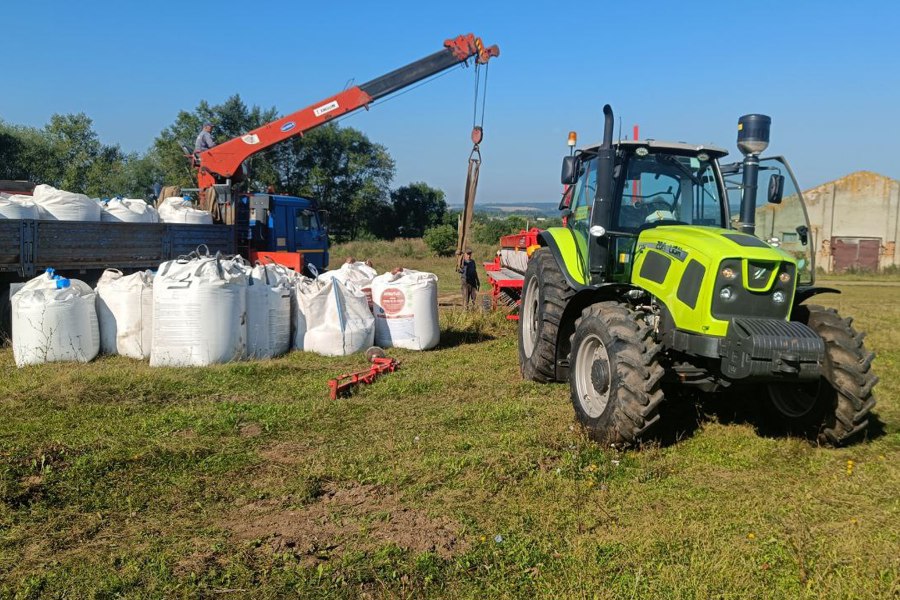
[649,385,887,448]
[437,328,496,349]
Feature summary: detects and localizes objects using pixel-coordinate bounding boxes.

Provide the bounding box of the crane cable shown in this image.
[457,62,490,268]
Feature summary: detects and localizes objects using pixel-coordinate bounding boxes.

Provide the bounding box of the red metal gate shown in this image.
[831,237,881,272]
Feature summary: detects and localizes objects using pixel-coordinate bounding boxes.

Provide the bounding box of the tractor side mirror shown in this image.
[318,209,329,229]
[767,174,785,204]
[796,225,809,246]
[561,156,578,185]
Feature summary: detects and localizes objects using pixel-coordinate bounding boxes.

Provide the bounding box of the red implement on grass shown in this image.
[328,347,400,400]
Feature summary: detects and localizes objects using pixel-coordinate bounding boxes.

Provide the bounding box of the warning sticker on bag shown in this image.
[380,288,406,315]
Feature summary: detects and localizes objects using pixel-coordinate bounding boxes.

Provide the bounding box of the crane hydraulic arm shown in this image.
[196,34,500,189]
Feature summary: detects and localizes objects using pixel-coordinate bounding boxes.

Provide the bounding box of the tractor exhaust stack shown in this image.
[737,114,771,235]
[588,104,617,281]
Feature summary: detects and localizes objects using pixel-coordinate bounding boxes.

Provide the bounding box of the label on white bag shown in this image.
[380,288,406,315]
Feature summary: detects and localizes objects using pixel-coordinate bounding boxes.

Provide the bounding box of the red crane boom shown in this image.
[196,34,499,189]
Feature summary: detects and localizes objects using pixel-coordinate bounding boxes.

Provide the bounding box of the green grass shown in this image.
[1,251,898,599]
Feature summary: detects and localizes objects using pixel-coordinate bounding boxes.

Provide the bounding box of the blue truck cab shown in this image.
[246,193,329,273]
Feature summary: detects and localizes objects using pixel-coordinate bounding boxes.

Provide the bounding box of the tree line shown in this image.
[0,95,448,242]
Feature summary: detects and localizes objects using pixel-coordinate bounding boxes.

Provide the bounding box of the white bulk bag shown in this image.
[95,269,154,359]
[302,279,374,356]
[32,184,102,221]
[0,195,41,220]
[150,256,247,367]
[157,197,213,225]
[317,261,377,289]
[12,273,100,367]
[246,264,292,359]
[372,269,440,350]
[291,276,317,351]
[102,198,159,223]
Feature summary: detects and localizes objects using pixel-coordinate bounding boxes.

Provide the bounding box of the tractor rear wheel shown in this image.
[764,304,877,446]
[568,302,665,447]
[518,248,573,382]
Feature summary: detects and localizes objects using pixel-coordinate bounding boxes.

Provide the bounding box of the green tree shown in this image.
[0,122,56,183]
[274,124,395,242]
[472,215,528,244]
[152,95,279,190]
[423,224,457,256]
[390,182,447,238]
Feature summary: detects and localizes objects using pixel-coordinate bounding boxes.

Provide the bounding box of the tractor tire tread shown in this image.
[569,302,664,447]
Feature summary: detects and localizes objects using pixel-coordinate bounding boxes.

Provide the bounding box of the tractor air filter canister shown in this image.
[737,114,771,156]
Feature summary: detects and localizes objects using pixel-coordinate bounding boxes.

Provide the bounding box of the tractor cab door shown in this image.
[566,156,598,282]
[722,156,814,284]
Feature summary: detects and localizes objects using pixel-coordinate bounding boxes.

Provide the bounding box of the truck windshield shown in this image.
[616,152,724,230]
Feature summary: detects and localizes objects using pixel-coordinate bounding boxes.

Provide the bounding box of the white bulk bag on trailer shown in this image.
[301,279,374,356]
[12,273,100,367]
[150,256,247,367]
[371,269,440,350]
[317,261,377,289]
[246,264,292,359]
[31,184,102,221]
[157,197,213,225]
[0,195,41,220]
[101,198,159,223]
[95,269,154,359]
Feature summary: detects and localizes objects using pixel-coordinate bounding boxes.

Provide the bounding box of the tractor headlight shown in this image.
[720,286,735,301]
[779,271,791,283]
[721,267,736,279]
[772,291,786,304]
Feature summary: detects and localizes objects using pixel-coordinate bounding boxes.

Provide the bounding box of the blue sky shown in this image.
[4,0,899,205]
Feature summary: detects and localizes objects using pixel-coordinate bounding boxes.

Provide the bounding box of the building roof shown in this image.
[804,170,898,195]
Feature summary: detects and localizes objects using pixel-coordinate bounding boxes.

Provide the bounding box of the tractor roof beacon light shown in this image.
[737,114,771,235]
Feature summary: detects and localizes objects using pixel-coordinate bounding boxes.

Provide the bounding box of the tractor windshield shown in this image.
[616,152,725,231]
[722,156,814,284]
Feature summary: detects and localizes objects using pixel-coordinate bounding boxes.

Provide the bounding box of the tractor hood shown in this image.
[631,225,798,337]
[636,225,793,264]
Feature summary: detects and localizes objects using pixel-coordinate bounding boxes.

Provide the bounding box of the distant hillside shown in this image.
[449,202,560,217]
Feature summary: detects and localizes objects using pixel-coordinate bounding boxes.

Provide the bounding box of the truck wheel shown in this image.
[764,305,877,446]
[569,302,664,447]
[518,248,573,382]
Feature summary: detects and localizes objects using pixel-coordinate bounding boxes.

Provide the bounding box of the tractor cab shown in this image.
[562,139,732,285]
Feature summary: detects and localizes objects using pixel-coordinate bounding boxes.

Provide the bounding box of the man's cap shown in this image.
[465,248,473,254]
[203,122,213,128]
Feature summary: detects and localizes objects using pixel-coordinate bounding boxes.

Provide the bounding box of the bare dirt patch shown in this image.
[222,483,465,560]
[239,423,263,438]
[258,441,313,465]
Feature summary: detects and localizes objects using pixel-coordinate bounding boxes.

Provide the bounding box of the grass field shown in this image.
[1,240,898,599]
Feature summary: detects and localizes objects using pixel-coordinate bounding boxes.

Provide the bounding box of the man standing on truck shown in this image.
[459,248,479,309]
[194,123,216,153]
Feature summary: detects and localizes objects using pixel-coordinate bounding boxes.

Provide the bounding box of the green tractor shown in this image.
[518,106,877,447]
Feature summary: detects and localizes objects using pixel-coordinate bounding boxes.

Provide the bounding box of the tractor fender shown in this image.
[795,286,841,304]
[537,228,588,289]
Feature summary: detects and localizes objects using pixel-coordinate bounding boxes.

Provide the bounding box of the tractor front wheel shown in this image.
[569,302,665,447]
[764,304,877,446]
[518,248,573,382]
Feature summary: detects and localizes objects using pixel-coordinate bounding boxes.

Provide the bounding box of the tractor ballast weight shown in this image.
[518,105,877,447]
